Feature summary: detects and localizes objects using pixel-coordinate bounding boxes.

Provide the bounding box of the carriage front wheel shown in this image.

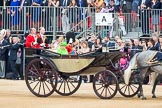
[118,71,140,97]
[25,58,58,97]
[93,70,118,99]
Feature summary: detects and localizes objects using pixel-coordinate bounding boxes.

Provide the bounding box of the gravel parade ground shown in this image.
[0,79,162,108]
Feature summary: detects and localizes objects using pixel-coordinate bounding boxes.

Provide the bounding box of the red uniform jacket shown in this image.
[25,34,41,48]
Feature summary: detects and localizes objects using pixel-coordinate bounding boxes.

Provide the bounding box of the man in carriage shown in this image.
[25,27,49,49]
[25,28,39,48]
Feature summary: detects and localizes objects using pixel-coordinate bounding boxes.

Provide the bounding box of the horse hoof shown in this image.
[152,95,156,98]
[141,97,147,100]
[137,93,141,98]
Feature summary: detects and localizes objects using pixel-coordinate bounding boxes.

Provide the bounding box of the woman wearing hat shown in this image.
[57,42,68,55]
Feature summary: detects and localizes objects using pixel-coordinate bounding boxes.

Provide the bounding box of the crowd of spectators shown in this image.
[0,29,24,80]
[0,0,162,35]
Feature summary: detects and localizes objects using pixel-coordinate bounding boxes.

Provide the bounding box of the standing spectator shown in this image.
[31,0,43,28]
[0,2,3,29]
[4,29,12,75]
[114,0,120,12]
[8,36,20,80]
[77,0,88,22]
[139,0,150,36]
[107,0,115,13]
[60,0,71,7]
[0,34,8,78]
[48,0,60,29]
[104,0,110,6]
[94,0,104,11]
[151,0,161,34]
[100,2,109,13]
[68,0,78,29]
[19,0,32,30]
[4,29,12,43]
[121,0,132,32]
[10,0,21,30]
[61,8,70,34]
[16,35,24,80]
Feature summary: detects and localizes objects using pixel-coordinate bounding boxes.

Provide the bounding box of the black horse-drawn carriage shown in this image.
[25,48,140,99]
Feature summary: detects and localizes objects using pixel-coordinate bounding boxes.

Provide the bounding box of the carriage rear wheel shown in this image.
[55,74,82,96]
[118,72,140,97]
[25,58,57,97]
[93,70,118,99]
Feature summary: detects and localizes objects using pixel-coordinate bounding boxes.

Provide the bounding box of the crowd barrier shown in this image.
[0,6,162,38]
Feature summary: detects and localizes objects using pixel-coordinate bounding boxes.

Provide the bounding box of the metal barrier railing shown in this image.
[0,6,162,38]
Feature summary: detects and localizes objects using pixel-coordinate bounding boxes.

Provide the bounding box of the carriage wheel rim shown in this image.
[25,58,58,97]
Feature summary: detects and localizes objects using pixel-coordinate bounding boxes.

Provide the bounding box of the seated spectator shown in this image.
[147,39,154,50]
[140,40,147,51]
[77,41,90,54]
[91,37,102,51]
[130,39,143,58]
[72,39,81,54]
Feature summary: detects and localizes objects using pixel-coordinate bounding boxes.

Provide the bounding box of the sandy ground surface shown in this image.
[0,79,162,108]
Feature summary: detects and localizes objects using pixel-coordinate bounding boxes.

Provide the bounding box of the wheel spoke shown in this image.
[32,64,40,75]
[67,79,76,89]
[101,87,105,96]
[119,84,127,90]
[58,80,64,91]
[105,87,107,97]
[107,87,112,96]
[100,74,106,83]
[128,86,130,95]
[108,86,115,92]
[129,85,135,93]
[38,82,42,94]
[123,86,128,94]
[131,84,138,89]
[66,80,71,93]
[64,80,66,93]
[28,70,39,76]
[44,81,51,91]
[29,79,39,84]
[33,81,39,91]
[96,86,104,91]
[42,82,46,95]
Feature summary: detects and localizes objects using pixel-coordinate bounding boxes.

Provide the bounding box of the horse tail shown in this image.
[124,53,139,85]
